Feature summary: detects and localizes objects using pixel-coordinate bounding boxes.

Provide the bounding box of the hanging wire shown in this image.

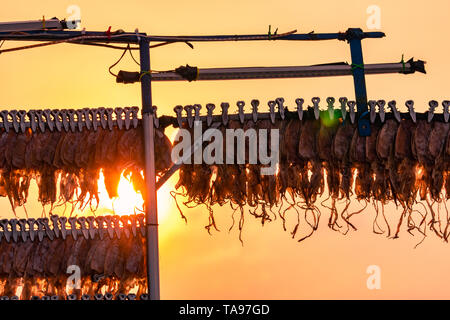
[109,43,178,78]
[108,44,131,77]
[129,47,140,66]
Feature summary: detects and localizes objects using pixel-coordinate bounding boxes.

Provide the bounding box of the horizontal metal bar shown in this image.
[150,62,420,81]
[0,19,64,32]
[0,29,385,44]
[0,30,145,44]
[146,31,385,42]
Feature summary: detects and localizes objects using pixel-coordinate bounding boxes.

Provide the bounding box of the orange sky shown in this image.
[1,0,450,299]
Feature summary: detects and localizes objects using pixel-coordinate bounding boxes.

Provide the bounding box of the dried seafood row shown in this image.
[0,126,172,213]
[0,233,146,299]
[174,111,450,241]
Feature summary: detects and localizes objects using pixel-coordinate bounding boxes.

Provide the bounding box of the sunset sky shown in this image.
[1,0,450,299]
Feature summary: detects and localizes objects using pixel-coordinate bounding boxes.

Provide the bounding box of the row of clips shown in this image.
[173,98,450,128]
[0,293,149,300]
[0,107,160,134]
[0,214,146,243]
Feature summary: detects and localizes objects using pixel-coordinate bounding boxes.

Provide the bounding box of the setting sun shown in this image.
[95,169,170,223]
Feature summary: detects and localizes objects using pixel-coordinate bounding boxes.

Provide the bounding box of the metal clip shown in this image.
[94,294,104,300]
[129,215,137,237]
[388,100,401,122]
[206,104,215,127]
[347,101,356,124]
[27,218,37,242]
[75,109,84,132]
[326,97,335,119]
[428,100,438,123]
[86,216,96,239]
[18,219,28,242]
[41,218,54,240]
[28,110,38,132]
[311,97,320,120]
[0,220,9,242]
[377,100,386,123]
[43,109,54,132]
[251,100,259,123]
[67,109,77,132]
[104,293,114,300]
[95,216,106,240]
[295,98,304,121]
[81,108,91,130]
[18,110,27,133]
[81,294,91,301]
[127,294,136,300]
[443,100,450,123]
[184,105,194,128]
[112,216,122,239]
[114,107,124,130]
[135,28,140,42]
[152,106,159,128]
[36,218,46,242]
[90,109,100,131]
[405,100,416,123]
[0,111,9,132]
[137,214,145,237]
[237,101,245,124]
[68,217,78,240]
[174,105,183,128]
[116,293,127,301]
[59,216,67,240]
[276,98,286,120]
[221,103,229,126]
[98,107,107,130]
[339,97,348,120]
[268,101,276,124]
[36,110,46,132]
[368,100,377,123]
[120,216,131,239]
[60,109,70,132]
[193,104,202,123]
[9,219,18,243]
[104,215,114,239]
[52,110,63,132]
[106,108,114,130]
[77,217,89,240]
[50,215,60,238]
[9,110,19,133]
[124,107,133,130]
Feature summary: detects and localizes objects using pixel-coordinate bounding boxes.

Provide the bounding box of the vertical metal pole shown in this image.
[347,28,371,136]
[139,37,160,300]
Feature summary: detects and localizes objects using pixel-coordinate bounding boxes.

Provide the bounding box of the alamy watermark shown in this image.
[66,264,81,291]
[171,121,279,175]
[366,265,381,290]
[366,5,381,30]
[66,5,82,29]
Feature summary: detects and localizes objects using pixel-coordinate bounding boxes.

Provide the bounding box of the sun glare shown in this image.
[95,170,170,223]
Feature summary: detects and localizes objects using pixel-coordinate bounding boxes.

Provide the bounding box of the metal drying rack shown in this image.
[0,18,428,300]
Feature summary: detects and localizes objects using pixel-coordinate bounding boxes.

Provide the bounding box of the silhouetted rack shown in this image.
[0,19,426,300]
